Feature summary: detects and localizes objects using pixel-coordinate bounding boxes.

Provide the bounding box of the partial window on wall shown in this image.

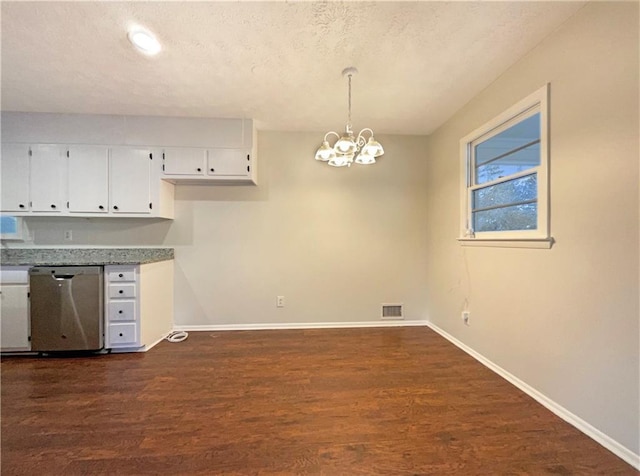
[0,216,25,241]
[459,84,552,249]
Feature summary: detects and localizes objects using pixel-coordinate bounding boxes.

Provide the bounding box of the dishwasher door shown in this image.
[29,266,104,352]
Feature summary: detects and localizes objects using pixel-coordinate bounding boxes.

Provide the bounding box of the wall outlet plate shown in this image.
[462,311,470,325]
[276,296,285,308]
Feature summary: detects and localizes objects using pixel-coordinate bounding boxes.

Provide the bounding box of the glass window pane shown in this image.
[474,113,540,184]
[0,216,18,235]
[473,174,537,210]
[476,142,539,184]
[473,203,537,232]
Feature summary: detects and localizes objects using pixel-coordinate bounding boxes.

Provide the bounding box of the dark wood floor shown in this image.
[1,328,636,475]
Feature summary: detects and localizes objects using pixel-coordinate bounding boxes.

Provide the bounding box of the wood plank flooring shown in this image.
[1,328,636,475]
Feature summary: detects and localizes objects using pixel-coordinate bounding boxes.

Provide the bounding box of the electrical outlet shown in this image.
[276,296,285,308]
[462,311,470,326]
[64,230,73,241]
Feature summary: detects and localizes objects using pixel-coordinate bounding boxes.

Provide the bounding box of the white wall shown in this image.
[424,1,639,457]
[21,131,430,326]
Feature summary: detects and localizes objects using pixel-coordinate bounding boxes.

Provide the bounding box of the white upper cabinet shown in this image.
[1,143,30,212]
[0,112,256,218]
[30,144,66,213]
[68,145,109,213]
[110,148,152,214]
[163,148,206,175]
[207,149,251,176]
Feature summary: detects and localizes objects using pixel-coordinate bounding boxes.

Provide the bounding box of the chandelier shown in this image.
[315,67,384,167]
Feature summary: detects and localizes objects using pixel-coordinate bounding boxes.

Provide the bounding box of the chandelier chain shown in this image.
[348,73,352,129]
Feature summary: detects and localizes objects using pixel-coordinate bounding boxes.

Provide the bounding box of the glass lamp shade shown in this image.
[334,134,357,155]
[315,141,336,161]
[328,154,352,167]
[355,151,376,165]
[361,137,384,157]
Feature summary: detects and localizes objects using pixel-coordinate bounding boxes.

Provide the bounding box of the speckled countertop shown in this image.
[0,248,174,266]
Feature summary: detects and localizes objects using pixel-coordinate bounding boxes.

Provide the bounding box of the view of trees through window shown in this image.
[471,112,540,232]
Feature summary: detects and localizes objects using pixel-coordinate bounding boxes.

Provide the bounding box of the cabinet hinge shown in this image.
[149,153,153,160]
[247,165,250,172]
[67,201,70,209]
[247,154,250,161]
[162,164,165,171]
[149,203,153,210]
[28,149,32,157]
[27,292,30,298]
[67,150,70,158]
[28,336,31,342]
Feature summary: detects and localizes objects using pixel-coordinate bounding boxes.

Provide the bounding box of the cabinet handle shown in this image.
[19,204,25,209]
[113,206,119,210]
[196,168,202,172]
[119,273,123,278]
[210,168,215,173]
[51,204,56,209]
[118,290,124,294]
[119,333,123,337]
[99,205,104,210]
[118,310,123,314]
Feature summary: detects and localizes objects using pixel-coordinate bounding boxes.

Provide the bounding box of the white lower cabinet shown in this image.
[105,265,140,348]
[0,267,31,352]
[108,323,138,346]
[104,261,173,351]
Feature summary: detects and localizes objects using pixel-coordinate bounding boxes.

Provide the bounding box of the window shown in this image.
[0,216,25,241]
[459,84,551,248]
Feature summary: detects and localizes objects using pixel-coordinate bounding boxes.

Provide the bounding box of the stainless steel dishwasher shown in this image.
[29,266,104,352]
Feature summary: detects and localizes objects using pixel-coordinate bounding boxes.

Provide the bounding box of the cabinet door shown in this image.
[207,149,251,176]
[163,148,206,175]
[68,145,109,213]
[0,284,30,351]
[0,143,30,212]
[110,148,151,214]
[30,145,66,212]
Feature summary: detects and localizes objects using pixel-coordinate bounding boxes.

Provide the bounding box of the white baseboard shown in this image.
[425,321,640,470]
[173,320,428,332]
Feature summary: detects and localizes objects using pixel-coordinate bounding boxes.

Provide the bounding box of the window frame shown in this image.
[458,84,552,249]
[0,216,26,241]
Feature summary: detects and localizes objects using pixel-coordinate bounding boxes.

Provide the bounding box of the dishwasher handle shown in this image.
[53,274,75,280]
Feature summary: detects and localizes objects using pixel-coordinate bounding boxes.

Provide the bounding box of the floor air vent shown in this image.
[381,304,403,320]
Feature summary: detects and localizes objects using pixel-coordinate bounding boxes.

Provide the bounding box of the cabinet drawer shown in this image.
[108,323,138,346]
[107,269,136,282]
[0,267,30,284]
[108,301,136,322]
[109,283,136,299]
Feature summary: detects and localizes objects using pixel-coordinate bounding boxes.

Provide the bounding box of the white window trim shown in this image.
[458,84,552,249]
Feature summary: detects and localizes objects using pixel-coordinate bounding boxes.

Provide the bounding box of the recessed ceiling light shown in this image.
[128,29,161,56]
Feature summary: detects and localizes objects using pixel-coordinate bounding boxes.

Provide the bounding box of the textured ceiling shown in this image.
[1,1,585,135]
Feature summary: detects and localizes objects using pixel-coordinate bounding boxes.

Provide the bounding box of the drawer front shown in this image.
[109,283,136,299]
[0,267,30,284]
[107,269,136,282]
[108,301,136,322]
[108,323,138,346]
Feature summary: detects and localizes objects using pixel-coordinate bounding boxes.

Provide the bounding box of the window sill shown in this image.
[457,237,554,249]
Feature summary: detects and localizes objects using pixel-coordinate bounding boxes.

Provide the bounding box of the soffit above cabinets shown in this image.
[1,112,253,149]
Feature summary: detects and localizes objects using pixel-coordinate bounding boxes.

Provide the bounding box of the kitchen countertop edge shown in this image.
[0,248,174,266]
